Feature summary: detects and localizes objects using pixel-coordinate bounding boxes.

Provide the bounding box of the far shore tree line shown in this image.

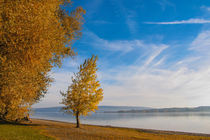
[0,0,103,128]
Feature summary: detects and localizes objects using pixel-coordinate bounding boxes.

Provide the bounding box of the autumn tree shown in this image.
[0,0,85,122]
[61,56,103,128]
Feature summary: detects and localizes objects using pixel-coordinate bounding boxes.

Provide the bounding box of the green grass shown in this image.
[0,124,54,140]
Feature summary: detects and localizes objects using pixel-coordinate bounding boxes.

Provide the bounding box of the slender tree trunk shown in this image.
[76,112,80,128]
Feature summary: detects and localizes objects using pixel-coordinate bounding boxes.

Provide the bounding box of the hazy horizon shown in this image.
[32,104,210,109]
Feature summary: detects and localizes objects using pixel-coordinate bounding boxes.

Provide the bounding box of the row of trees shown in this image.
[0,0,91,122]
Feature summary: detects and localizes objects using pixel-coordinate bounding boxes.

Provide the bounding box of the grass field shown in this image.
[1,119,210,140]
[0,123,54,140]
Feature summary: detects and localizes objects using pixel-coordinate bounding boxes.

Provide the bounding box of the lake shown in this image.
[32,106,210,134]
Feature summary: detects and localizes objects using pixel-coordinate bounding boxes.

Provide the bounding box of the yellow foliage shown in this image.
[61,56,103,127]
[0,0,85,122]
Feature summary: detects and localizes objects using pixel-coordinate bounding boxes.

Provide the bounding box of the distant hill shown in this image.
[33,106,152,113]
[33,106,210,113]
[96,106,151,113]
[104,106,210,113]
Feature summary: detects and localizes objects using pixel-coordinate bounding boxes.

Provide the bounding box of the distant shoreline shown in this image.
[104,106,210,113]
[32,118,210,137]
[33,105,210,113]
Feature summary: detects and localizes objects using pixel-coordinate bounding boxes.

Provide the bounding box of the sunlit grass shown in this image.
[0,124,54,140]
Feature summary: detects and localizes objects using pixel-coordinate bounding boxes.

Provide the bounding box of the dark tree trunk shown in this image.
[76,112,80,128]
[2,110,8,121]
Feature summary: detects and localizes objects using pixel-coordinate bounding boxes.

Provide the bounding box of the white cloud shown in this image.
[175,57,201,67]
[144,45,168,66]
[145,18,210,24]
[83,31,145,53]
[90,20,112,24]
[190,30,210,53]
[201,6,210,12]
[154,56,166,66]
[158,0,175,11]
[126,11,138,34]
[101,64,210,108]
[109,0,138,35]
[34,30,210,108]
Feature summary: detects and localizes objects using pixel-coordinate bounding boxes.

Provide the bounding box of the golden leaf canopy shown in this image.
[0,0,85,121]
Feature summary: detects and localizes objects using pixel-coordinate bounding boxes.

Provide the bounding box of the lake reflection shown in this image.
[32,111,210,134]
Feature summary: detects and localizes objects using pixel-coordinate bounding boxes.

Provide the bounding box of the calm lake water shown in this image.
[32,107,210,134]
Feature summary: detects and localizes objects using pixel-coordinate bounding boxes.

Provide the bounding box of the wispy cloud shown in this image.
[83,31,145,53]
[145,18,210,24]
[153,56,167,67]
[109,0,138,35]
[190,30,210,53]
[126,11,138,35]
[201,6,210,12]
[144,45,168,66]
[90,20,113,24]
[158,0,175,11]
[83,31,169,58]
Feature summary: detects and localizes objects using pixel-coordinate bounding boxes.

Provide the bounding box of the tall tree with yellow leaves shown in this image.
[61,56,103,128]
[0,0,85,122]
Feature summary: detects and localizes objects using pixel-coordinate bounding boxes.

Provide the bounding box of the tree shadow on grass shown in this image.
[0,119,41,126]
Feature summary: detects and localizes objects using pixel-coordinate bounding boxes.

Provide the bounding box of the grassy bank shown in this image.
[0,123,54,140]
[1,119,210,140]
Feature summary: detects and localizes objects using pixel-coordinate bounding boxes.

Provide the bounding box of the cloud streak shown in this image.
[145,18,210,24]
[190,30,210,53]
[144,45,168,66]
[83,31,145,53]
[201,6,210,12]
[126,11,138,35]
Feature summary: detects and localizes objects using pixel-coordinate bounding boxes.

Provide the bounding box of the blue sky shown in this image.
[34,0,210,108]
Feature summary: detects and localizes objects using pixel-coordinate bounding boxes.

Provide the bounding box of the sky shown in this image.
[34,0,210,108]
